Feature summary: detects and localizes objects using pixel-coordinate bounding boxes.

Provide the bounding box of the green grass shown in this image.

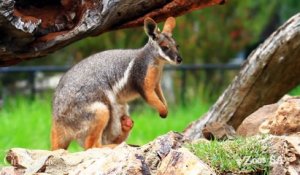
[289,85,300,96]
[0,96,209,165]
[186,136,270,174]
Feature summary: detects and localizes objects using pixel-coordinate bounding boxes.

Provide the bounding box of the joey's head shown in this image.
[144,17,182,65]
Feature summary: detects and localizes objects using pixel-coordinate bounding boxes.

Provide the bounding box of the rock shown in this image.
[237,96,300,136]
[2,131,300,175]
[0,166,24,175]
[0,132,188,175]
[156,147,216,175]
[202,122,236,140]
[237,104,278,136]
[265,97,300,135]
[267,134,300,175]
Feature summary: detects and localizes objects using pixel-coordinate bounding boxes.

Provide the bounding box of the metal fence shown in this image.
[0,64,241,103]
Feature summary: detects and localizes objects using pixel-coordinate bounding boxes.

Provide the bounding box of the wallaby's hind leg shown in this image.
[84,107,112,149]
[51,121,72,150]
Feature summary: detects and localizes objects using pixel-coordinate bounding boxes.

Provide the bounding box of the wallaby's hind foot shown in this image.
[84,108,110,149]
[51,122,71,150]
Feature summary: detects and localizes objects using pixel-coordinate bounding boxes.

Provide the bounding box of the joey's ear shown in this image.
[162,17,176,35]
[144,17,158,39]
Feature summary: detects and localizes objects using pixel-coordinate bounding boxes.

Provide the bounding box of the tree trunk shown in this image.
[184,13,300,140]
[0,0,225,66]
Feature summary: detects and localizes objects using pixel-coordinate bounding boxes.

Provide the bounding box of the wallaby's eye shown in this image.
[161,46,169,52]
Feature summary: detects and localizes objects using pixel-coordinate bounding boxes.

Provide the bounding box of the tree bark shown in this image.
[184,13,300,140]
[0,0,225,66]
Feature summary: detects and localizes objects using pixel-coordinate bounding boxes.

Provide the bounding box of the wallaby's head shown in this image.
[144,17,182,65]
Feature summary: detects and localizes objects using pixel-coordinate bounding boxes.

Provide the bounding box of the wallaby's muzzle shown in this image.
[176,55,183,64]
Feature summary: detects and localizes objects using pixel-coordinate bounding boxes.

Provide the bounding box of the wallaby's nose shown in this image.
[176,56,182,64]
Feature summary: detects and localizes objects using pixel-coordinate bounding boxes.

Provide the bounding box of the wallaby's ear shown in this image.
[162,17,176,35]
[144,17,158,39]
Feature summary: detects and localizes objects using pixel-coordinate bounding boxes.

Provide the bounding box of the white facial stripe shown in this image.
[112,59,135,94]
[158,47,173,63]
[151,39,176,65]
[149,37,177,64]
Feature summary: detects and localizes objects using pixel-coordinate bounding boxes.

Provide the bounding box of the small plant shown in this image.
[186,136,270,174]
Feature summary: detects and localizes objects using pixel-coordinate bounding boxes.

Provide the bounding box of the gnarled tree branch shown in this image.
[0,0,225,66]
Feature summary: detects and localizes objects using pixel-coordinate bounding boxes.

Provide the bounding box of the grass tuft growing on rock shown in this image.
[186,136,270,174]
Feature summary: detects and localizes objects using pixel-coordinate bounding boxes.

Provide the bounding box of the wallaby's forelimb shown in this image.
[155,83,167,106]
[143,67,168,118]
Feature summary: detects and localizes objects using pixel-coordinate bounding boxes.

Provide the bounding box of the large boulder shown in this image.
[237,96,300,136]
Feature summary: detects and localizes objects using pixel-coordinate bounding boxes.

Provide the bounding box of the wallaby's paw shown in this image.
[159,108,168,118]
[121,115,134,132]
[160,113,168,118]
